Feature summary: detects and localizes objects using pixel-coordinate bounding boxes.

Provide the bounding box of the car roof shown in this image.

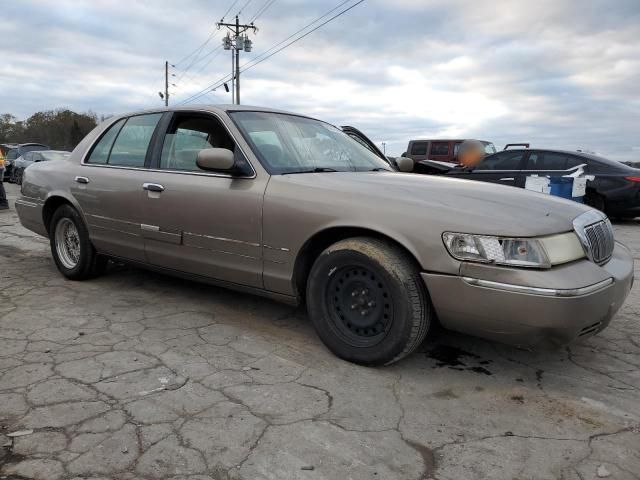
[409,139,493,143]
[493,148,634,169]
[113,104,309,120]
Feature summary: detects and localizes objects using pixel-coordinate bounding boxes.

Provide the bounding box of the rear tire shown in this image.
[306,237,432,366]
[49,204,107,280]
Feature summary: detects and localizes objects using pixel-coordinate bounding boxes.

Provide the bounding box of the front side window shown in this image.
[430,142,450,156]
[477,151,524,170]
[231,111,391,174]
[160,115,235,171]
[7,149,18,160]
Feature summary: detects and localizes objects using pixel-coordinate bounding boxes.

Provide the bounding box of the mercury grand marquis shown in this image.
[15,105,634,365]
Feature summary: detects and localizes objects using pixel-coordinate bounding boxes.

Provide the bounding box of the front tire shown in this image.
[306,237,432,366]
[49,204,106,280]
[585,190,606,214]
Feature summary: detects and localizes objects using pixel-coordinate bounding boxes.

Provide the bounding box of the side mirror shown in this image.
[395,156,414,173]
[196,148,235,172]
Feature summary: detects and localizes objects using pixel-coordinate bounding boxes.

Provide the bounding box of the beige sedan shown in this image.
[15,105,634,365]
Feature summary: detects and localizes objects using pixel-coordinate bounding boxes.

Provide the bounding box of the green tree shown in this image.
[0,109,98,150]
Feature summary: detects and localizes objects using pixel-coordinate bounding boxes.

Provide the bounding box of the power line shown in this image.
[220,0,241,21]
[240,0,352,75]
[249,0,276,23]
[178,0,364,105]
[236,0,253,16]
[243,0,364,74]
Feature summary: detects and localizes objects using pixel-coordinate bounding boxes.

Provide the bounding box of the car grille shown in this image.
[573,211,615,266]
[583,219,615,265]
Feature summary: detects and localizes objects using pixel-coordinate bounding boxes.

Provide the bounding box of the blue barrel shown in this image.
[549,176,583,203]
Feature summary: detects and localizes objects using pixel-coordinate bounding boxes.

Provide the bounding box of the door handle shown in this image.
[143,183,165,192]
[499,177,515,181]
[75,176,90,184]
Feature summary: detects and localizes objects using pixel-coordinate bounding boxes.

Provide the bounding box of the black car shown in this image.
[2,143,49,182]
[10,150,70,185]
[414,149,640,218]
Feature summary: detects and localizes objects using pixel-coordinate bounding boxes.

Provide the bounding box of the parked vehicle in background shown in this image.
[414,149,640,218]
[341,125,398,170]
[402,139,497,163]
[2,143,49,182]
[14,105,634,365]
[11,150,70,185]
[1,144,18,181]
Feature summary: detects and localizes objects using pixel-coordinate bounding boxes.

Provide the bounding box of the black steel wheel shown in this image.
[307,237,432,366]
[326,265,393,348]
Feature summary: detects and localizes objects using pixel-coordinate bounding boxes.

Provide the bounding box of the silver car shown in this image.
[15,105,634,365]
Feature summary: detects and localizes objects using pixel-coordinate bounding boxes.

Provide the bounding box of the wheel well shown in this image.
[293,227,421,301]
[42,197,72,235]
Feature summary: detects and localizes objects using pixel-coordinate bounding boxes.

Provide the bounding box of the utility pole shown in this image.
[159,61,170,106]
[219,16,256,105]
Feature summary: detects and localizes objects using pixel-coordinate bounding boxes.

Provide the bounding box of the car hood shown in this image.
[271,171,592,237]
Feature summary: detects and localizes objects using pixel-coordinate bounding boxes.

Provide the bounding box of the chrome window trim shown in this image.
[462,276,614,297]
[80,110,257,180]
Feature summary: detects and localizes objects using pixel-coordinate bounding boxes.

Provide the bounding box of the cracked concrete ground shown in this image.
[0,182,638,480]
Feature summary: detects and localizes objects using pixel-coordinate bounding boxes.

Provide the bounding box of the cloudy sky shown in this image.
[1,0,639,159]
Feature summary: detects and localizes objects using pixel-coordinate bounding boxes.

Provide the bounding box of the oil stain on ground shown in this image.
[426,344,493,375]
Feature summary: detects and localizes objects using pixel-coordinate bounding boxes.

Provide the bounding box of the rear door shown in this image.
[73,113,164,262]
[138,111,266,288]
[451,150,526,185]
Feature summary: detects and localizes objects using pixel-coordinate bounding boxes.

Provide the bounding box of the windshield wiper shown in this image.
[282,167,339,175]
[369,167,391,171]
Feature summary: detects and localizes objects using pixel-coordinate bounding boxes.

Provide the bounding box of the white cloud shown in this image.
[0,0,638,160]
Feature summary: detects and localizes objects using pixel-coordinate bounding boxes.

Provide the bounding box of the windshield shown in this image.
[483,142,497,154]
[231,111,392,174]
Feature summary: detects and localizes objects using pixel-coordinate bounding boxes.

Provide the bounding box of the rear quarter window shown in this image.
[87,119,126,165]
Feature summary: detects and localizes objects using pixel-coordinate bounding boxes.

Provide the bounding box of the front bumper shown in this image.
[422,242,634,347]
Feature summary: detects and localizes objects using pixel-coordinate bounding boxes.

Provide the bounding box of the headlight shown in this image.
[443,232,585,268]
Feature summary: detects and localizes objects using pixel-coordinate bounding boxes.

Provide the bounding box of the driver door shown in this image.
[452,150,527,186]
[139,111,267,288]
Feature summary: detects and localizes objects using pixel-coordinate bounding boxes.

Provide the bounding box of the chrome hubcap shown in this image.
[55,218,81,269]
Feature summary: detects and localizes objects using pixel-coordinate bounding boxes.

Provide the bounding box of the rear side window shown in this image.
[411,141,428,155]
[527,152,579,171]
[87,119,126,164]
[430,142,449,156]
[109,114,162,167]
[86,114,161,167]
[477,151,524,170]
